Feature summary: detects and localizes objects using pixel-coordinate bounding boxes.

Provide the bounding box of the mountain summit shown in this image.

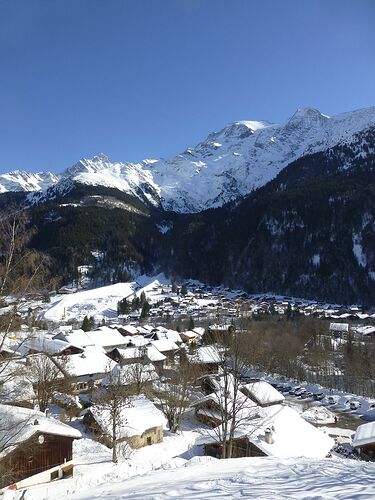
[1,106,375,212]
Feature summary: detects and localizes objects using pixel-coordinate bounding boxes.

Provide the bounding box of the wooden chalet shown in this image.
[0,404,81,489]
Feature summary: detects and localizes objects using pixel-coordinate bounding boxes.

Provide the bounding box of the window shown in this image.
[50,470,59,481]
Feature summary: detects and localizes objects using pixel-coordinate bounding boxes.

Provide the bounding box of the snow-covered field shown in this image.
[42,274,171,322]
[7,455,375,499]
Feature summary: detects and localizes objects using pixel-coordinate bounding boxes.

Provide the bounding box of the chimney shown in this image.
[264,427,274,444]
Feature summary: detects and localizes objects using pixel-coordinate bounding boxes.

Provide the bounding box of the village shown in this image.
[1,276,375,496]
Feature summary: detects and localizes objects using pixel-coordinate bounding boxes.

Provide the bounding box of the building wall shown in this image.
[126,426,163,449]
[84,411,163,449]
[0,433,75,488]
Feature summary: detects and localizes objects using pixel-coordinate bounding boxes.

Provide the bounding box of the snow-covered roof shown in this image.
[146,344,167,362]
[24,336,82,355]
[353,325,375,336]
[122,325,139,336]
[67,346,117,377]
[0,404,81,458]
[64,329,95,347]
[85,327,127,348]
[329,323,349,332]
[198,404,333,459]
[241,381,285,406]
[181,330,198,339]
[90,395,166,438]
[192,327,205,337]
[109,363,159,386]
[247,405,333,459]
[352,421,375,448]
[189,346,221,364]
[116,347,145,360]
[158,329,182,343]
[150,339,178,353]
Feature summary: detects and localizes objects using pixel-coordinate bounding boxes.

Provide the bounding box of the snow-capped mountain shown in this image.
[2,106,375,212]
[149,106,375,211]
[0,170,59,193]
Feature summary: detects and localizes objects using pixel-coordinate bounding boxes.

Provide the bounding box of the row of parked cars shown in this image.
[271,383,325,401]
[271,383,364,409]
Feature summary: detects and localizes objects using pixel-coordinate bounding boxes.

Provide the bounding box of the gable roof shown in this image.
[241,381,285,406]
[89,395,166,438]
[352,421,375,448]
[67,346,117,377]
[0,404,81,459]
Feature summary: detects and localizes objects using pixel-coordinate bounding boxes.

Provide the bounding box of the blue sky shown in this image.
[0,0,374,173]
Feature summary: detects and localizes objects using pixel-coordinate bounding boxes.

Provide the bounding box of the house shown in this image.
[180,330,199,344]
[65,346,117,393]
[24,337,84,356]
[240,381,285,407]
[84,395,166,449]
[150,339,179,359]
[192,386,257,428]
[106,363,159,391]
[84,327,129,351]
[188,345,221,373]
[0,404,81,489]
[352,421,375,458]
[197,404,334,460]
[352,325,375,339]
[329,323,349,337]
[121,325,139,336]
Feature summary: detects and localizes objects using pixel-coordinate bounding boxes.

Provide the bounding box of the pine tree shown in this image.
[140,300,150,319]
[188,316,195,330]
[81,315,91,332]
[181,283,188,296]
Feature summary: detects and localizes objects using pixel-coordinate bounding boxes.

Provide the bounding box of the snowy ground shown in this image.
[7,455,375,499]
[5,412,205,500]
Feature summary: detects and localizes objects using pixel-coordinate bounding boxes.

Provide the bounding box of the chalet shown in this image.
[24,337,83,356]
[84,327,129,351]
[352,325,375,339]
[180,330,199,344]
[65,346,117,393]
[150,339,179,359]
[240,381,285,407]
[84,395,166,449]
[53,329,94,348]
[0,404,81,489]
[197,405,333,460]
[188,346,221,373]
[329,323,349,337]
[352,421,375,459]
[192,387,257,428]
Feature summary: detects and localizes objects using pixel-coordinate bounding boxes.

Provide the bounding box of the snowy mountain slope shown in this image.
[0,170,59,193]
[2,106,375,211]
[149,106,375,211]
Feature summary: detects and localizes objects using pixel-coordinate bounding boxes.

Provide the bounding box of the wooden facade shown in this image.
[0,432,75,488]
[204,437,266,459]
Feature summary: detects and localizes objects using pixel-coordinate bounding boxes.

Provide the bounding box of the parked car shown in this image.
[295,388,307,396]
[313,392,325,401]
[349,400,361,410]
[328,395,340,405]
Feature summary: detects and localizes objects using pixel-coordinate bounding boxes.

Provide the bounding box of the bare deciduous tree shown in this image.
[150,360,199,433]
[23,353,72,412]
[92,367,131,463]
